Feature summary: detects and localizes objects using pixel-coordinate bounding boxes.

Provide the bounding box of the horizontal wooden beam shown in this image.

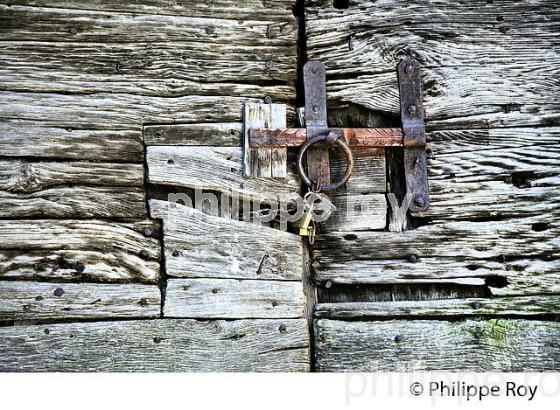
[249,128,403,147]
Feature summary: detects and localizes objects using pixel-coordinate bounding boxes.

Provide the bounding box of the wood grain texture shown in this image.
[150,200,304,281]
[2,1,297,24]
[1,91,269,129]
[147,146,300,202]
[313,217,559,295]
[315,296,560,319]
[164,278,305,319]
[322,193,386,232]
[0,281,160,321]
[0,159,145,217]
[313,257,559,295]
[0,220,160,284]
[244,103,288,178]
[144,123,242,146]
[306,0,560,129]
[0,121,144,161]
[315,319,560,371]
[0,318,310,372]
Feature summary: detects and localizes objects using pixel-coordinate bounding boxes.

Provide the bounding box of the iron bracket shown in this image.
[398,58,430,212]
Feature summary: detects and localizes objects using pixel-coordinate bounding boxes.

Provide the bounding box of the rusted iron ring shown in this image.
[297,131,354,192]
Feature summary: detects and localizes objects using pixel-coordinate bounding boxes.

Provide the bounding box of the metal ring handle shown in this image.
[297,132,355,192]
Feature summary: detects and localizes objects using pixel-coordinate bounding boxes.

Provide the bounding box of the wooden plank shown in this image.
[0,220,160,284]
[0,120,143,161]
[0,281,160,321]
[313,217,559,295]
[315,296,560,319]
[0,44,296,97]
[2,1,297,24]
[144,123,242,146]
[322,193,386,232]
[0,5,297,49]
[147,146,299,202]
[164,278,305,319]
[0,186,146,218]
[0,91,270,129]
[313,257,560,293]
[244,103,288,178]
[0,318,310,372]
[150,200,304,281]
[315,318,560,371]
[306,0,559,129]
[0,159,145,217]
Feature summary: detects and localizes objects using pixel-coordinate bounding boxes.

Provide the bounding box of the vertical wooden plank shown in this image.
[243,103,287,178]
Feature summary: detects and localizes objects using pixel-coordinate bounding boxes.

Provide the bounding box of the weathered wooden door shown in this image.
[0,0,559,371]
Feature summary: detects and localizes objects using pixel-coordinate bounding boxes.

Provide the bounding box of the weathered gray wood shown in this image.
[144,123,242,146]
[147,146,299,202]
[322,194,386,232]
[164,278,305,319]
[315,319,560,371]
[3,0,297,21]
[0,160,143,190]
[0,281,160,321]
[150,200,304,281]
[0,186,146,218]
[0,121,143,161]
[0,318,310,372]
[313,257,560,294]
[0,220,160,283]
[244,103,288,178]
[315,296,560,319]
[1,91,275,129]
[0,159,145,217]
[330,147,386,194]
[314,217,559,295]
[306,0,560,129]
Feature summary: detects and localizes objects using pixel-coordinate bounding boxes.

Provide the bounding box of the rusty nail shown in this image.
[139,249,149,259]
[408,105,417,115]
[264,95,272,104]
[75,262,85,273]
[139,298,148,306]
[54,288,65,297]
[153,337,162,343]
[471,301,482,309]
[44,328,50,335]
[278,324,287,333]
[407,254,419,263]
[143,227,153,237]
[413,194,425,208]
[394,335,405,343]
[35,295,44,301]
[22,304,31,312]
[172,250,180,257]
[265,59,274,69]
[212,288,219,294]
[205,26,215,35]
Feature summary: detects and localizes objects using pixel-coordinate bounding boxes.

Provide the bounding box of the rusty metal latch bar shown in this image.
[398,58,429,212]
